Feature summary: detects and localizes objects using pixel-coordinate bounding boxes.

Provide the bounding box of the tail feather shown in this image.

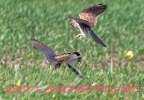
[78,58,82,62]
[67,63,83,78]
[73,52,81,56]
[73,52,81,62]
[65,52,82,64]
[89,29,107,47]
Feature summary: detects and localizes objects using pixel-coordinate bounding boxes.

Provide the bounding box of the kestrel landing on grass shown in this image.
[29,38,83,77]
[65,4,107,47]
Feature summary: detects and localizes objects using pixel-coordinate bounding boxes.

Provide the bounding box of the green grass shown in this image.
[0,0,144,99]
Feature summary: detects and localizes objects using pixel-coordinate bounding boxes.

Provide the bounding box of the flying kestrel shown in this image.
[65,4,107,47]
[29,38,83,77]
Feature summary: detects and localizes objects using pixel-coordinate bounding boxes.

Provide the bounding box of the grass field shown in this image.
[0,0,144,99]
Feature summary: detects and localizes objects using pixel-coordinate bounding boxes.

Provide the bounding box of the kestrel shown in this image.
[29,38,83,77]
[65,4,107,47]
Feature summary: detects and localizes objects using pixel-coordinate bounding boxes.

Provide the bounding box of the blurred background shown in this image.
[0,0,144,99]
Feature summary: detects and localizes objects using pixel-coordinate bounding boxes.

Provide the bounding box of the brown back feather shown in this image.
[79,4,107,28]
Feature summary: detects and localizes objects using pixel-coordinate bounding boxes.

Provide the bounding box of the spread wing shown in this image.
[29,38,56,57]
[67,63,83,78]
[79,4,107,28]
[89,29,107,47]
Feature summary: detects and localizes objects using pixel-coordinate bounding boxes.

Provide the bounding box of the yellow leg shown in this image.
[76,34,84,40]
[52,65,60,70]
[52,66,56,70]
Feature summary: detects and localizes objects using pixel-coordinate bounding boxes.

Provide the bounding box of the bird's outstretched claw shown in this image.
[76,34,83,40]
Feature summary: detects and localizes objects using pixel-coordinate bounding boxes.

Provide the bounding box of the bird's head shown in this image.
[64,17,74,20]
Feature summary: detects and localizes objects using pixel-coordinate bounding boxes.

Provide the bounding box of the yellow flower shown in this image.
[16,80,21,86]
[27,54,31,59]
[139,73,143,77]
[112,71,116,75]
[124,51,134,59]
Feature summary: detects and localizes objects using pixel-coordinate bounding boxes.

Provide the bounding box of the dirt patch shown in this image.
[1,53,144,69]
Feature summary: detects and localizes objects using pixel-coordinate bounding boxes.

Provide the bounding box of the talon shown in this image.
[76,34,83,40]
[52,64,60,70]
[52,66,56,70]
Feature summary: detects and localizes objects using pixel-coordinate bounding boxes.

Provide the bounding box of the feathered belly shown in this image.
[46,57,58,66]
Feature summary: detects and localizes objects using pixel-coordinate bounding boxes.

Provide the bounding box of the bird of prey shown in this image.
[29,38,83,77]
[65,4,107,47]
